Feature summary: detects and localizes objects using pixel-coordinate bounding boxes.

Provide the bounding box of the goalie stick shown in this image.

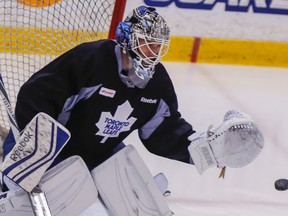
[0,74,50,215]
[0,74,69,216]
[0,76,19,140]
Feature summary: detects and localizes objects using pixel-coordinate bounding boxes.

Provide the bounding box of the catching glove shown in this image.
[188,110,264,175]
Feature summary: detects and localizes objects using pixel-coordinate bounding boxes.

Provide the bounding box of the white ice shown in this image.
[120,62,288,216]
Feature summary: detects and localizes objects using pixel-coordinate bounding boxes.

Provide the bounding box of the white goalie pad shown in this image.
[0,156,99,216]
[0,112,70,192]
[0,188,31,216]
[91,145,173,216]
[188,110,264,174]
[40,156,99,216]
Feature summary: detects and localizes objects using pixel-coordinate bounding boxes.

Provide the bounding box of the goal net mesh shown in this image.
[0,0,122,136]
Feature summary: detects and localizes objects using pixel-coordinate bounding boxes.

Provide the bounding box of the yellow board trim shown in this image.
[163,37,288,68]
[163,36,194,62]
[197,38,288,68]
[1,27,288,68]
[0,27,108,56]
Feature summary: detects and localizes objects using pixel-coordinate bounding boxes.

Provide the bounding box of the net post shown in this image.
[108,0,127,39]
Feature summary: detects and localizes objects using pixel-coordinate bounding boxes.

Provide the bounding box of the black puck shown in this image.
[274,179,288,191]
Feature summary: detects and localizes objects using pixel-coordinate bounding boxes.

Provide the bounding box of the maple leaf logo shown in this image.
[95,101,137,143]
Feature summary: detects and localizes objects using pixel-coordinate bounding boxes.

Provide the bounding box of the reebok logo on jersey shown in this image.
[140,97,157,104]
[99,87,116,98]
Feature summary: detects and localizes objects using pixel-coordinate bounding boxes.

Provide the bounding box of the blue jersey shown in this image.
[14,40,195,168]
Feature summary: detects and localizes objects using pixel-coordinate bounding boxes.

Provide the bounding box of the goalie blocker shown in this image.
[0,112,71,192]
[188,110,264,175]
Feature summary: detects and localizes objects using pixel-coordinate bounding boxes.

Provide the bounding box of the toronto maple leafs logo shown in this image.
[95,101,137,143]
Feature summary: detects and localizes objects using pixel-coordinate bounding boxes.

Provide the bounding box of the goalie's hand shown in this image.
[0,112,70,192]
[188,110,264,175]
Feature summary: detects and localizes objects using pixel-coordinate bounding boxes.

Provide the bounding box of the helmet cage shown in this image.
[130,32,170,67]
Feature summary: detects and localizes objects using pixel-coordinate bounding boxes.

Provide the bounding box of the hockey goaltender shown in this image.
[0,5,264,216]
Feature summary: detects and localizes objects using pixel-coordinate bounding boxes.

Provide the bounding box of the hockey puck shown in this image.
[274,179,288,191]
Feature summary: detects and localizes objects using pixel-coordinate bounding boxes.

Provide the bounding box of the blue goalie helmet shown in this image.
[116,6,170,88]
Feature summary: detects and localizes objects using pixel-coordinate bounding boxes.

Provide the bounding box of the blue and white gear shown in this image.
[116,6,170,88]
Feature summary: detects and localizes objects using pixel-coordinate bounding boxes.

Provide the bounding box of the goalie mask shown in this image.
[116,6,170,88]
